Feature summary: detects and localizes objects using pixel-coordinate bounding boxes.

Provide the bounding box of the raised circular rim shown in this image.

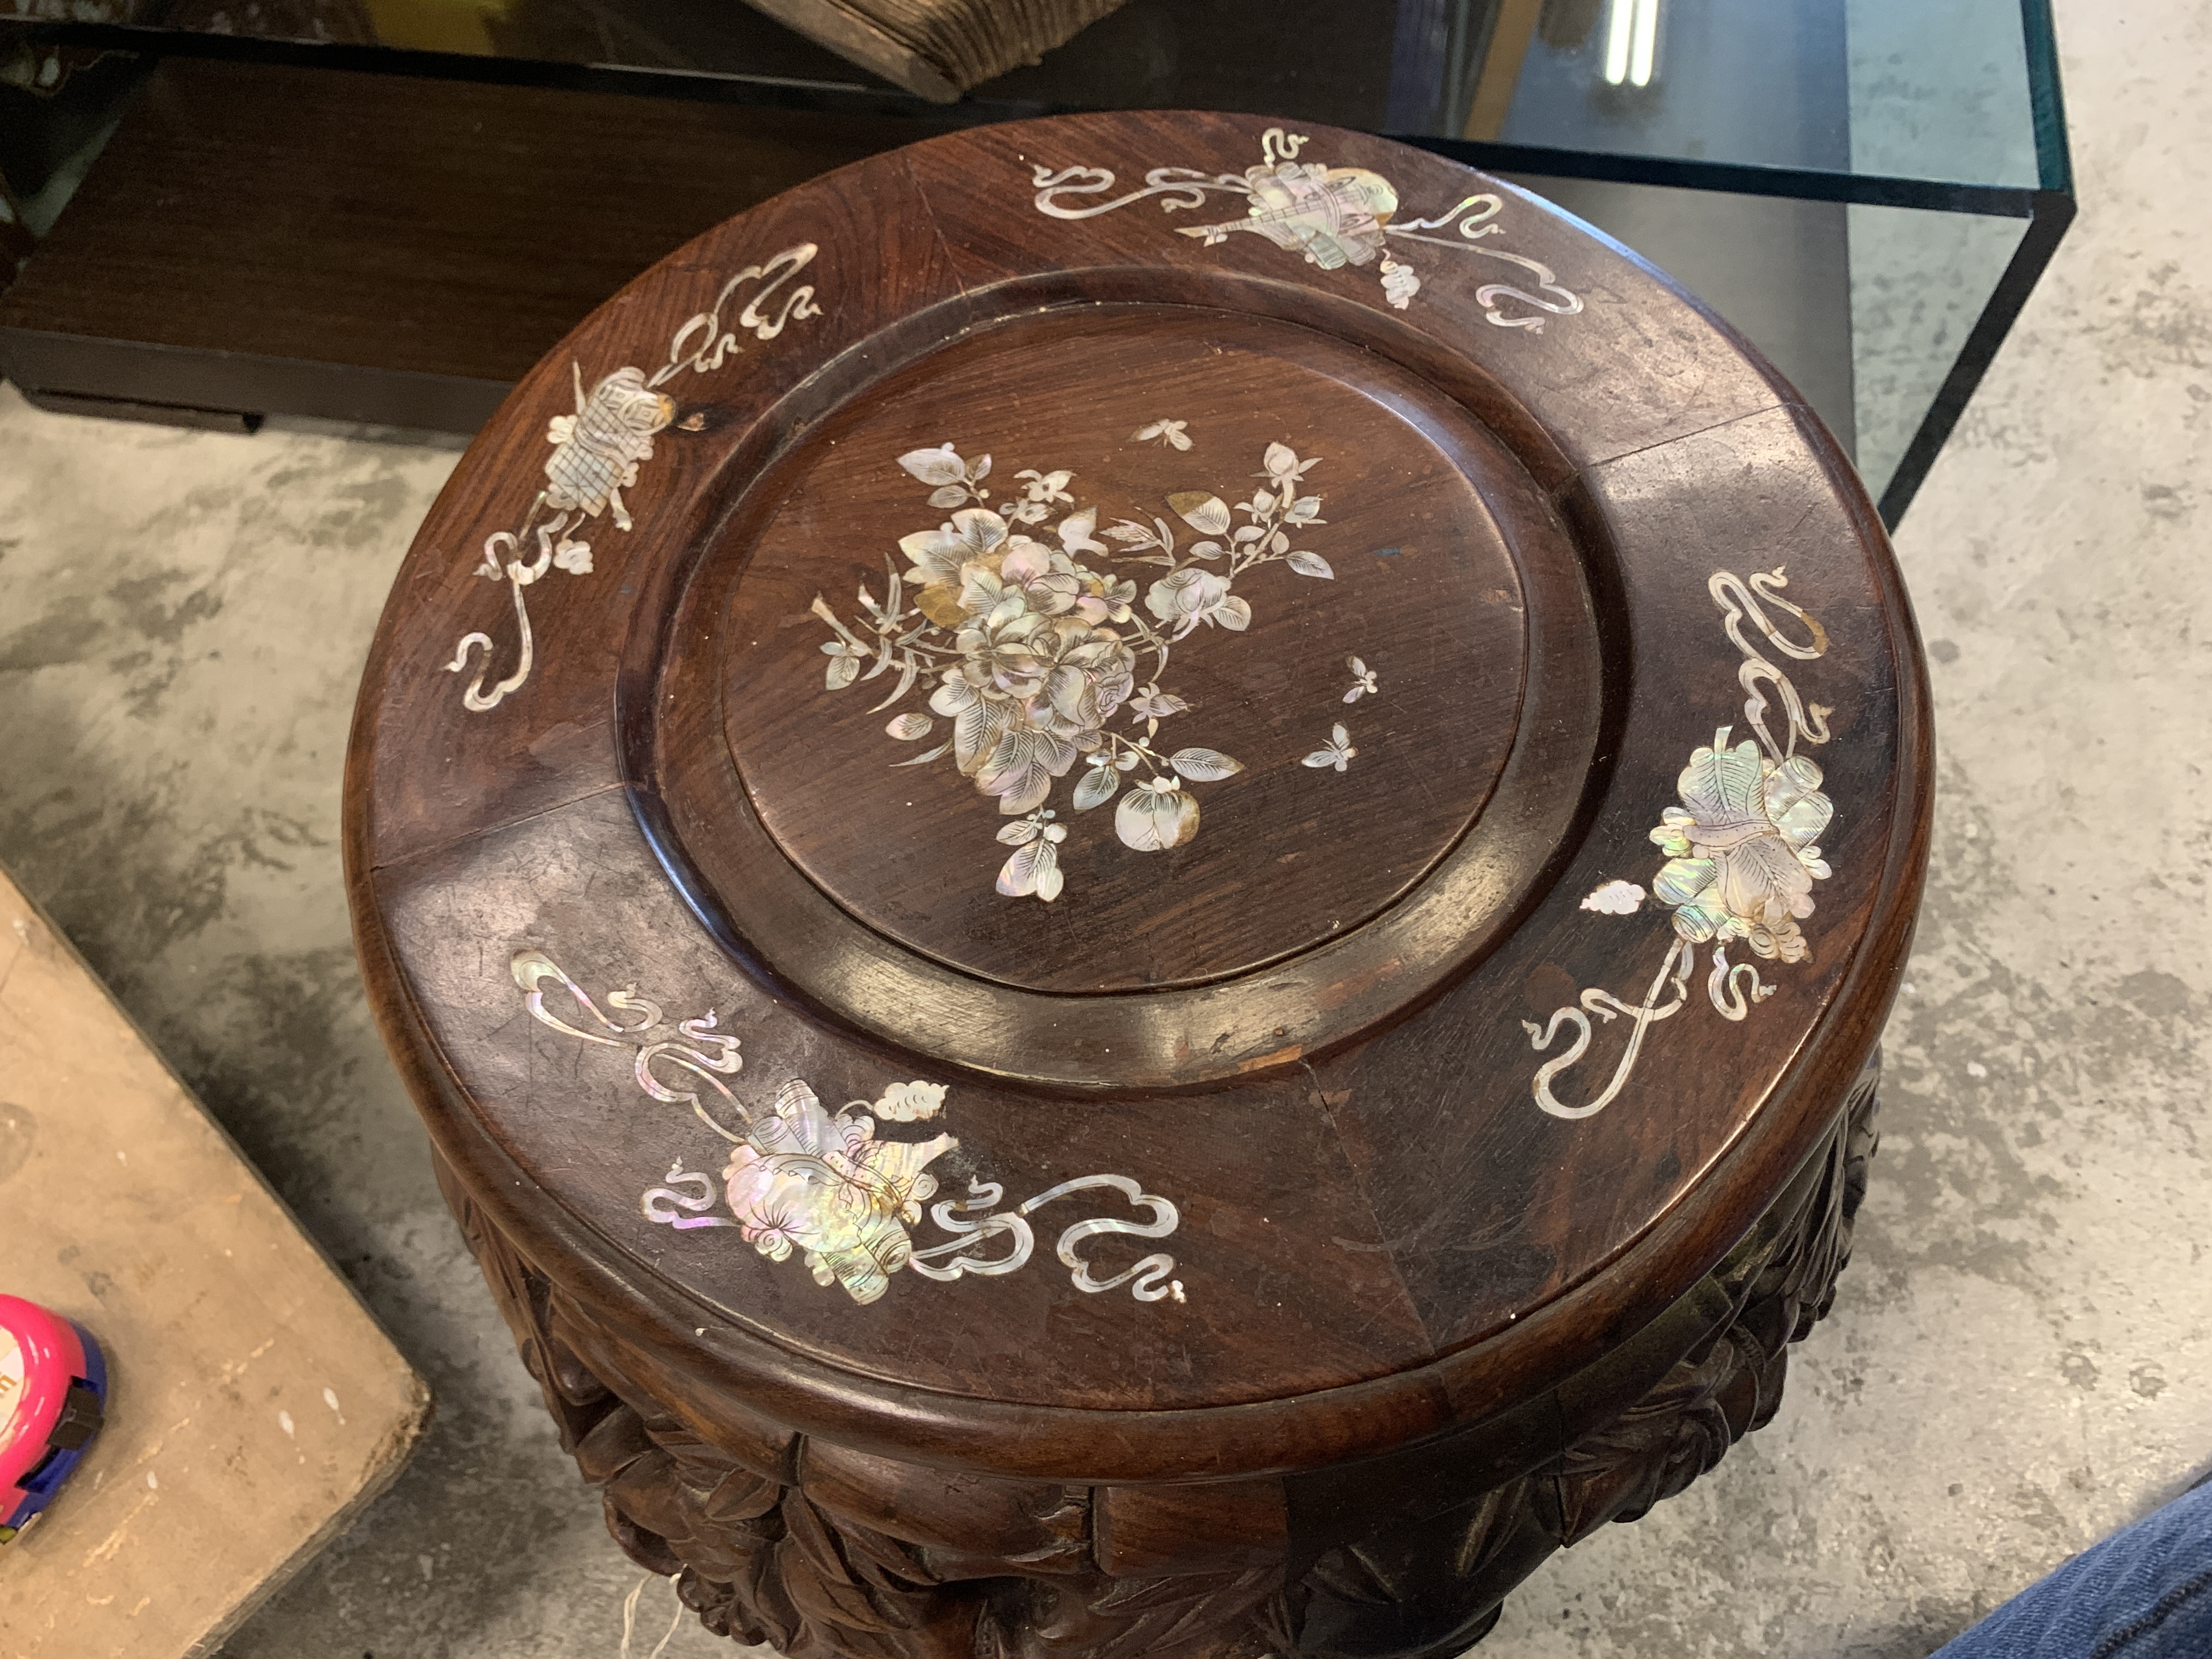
[707,304,1539,1000]
[630,278,1605,1092]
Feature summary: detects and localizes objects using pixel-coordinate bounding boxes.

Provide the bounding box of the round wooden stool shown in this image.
[346,111,1929,1658]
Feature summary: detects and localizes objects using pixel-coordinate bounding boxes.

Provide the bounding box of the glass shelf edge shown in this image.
[2020,0,2076,198]
[0,18,2061,212]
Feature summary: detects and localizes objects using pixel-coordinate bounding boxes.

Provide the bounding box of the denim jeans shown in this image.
[1932,1479,2212,1658]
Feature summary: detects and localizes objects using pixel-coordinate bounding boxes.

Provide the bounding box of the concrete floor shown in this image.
[1,3,2206,1655]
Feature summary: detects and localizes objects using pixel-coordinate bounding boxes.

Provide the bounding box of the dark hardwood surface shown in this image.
[0,57,945,430]
[714,306,1531,994]
[347,111,1931,1491]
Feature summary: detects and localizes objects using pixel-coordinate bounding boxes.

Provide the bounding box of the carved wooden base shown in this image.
[436,1053,1881,1659]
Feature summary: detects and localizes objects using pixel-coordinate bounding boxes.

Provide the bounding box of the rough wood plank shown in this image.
[0,865,428,1659]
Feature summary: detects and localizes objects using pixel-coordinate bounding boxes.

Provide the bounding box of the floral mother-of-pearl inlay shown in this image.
[1526,568,1838,1119]
[1031,127,1583,328]
[808,437,1359,904]
[511,950,1186,1307]
[444,245,823,713]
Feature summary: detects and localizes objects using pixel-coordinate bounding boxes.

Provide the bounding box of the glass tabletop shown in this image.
[0,0,2073,522]
[0,0,2066,194]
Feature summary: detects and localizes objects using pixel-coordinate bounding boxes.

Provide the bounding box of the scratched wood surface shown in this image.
[0,865,427,1659]
[347,111,1930,1488]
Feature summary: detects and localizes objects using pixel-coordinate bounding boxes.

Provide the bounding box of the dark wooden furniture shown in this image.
[0,58,938,433]
[0,48,1860,472]
[346,111,1928,1657]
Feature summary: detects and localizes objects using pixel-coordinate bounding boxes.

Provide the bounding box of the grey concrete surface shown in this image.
[0,2,2205,1655]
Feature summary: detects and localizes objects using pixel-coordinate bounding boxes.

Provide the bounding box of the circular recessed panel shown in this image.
[714,306,1534,995]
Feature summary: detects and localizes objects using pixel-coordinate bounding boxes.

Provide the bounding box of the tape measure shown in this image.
[0,1296,108,1545]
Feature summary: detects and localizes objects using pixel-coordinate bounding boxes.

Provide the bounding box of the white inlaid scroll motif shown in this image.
[1030,127,1584,326]
[445,245,823,713]
[510,950,1187,1308]
[1525,569,1841,1119]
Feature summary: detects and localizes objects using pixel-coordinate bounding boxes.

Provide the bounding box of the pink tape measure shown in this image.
[1,1295,108,1544]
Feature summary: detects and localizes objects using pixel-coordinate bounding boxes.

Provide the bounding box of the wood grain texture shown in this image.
[0,865,428,1659]
[345,110,1929,1651]
[714,306,1528,993]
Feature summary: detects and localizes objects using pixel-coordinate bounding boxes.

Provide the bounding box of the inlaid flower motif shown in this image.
[722,1079,957,1306]
[953,611,1054,700]
[1649,731,1833,963]
[1031,128,1584,329]
[900,507,1012,624]
[1075,574,1138,626]
[1261,441,1319,489]
[518,949,1187,1311]
[1146,567,1251,637]
[998,537,1085,616]
[900,505,1006,583]
[1521,569,1838,1123]
[814,441,1346,901]
[1015,467,1074,506]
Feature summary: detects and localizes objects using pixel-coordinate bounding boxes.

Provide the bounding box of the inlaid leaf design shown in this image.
[997,836,1064,901]
[980,749,1053,817]
[885,713,933,740]
[1166,492,1232,535]
[1073,763,1121,810]
[953,698,1014,773]
[898,445,965,486]
[978,728,1077,816]
[1169,748,1244,782]
[1285,551,1334,579]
